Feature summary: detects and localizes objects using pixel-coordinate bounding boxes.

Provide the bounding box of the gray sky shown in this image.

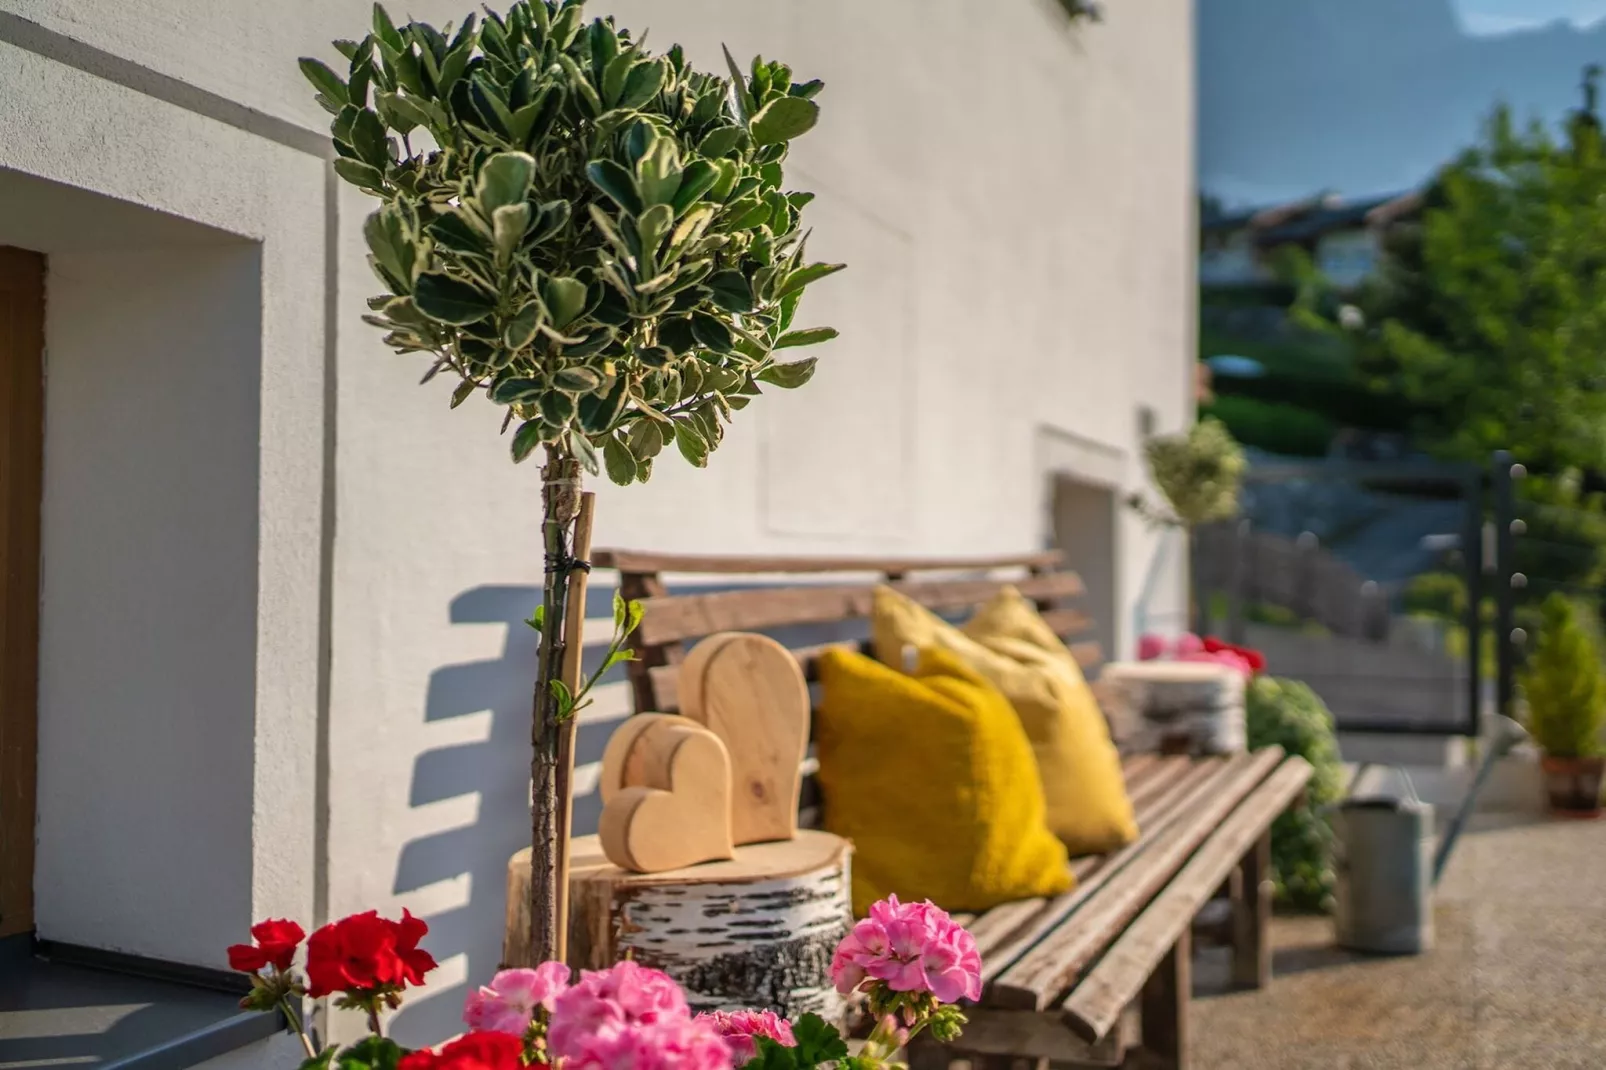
[1455,0,1606,34]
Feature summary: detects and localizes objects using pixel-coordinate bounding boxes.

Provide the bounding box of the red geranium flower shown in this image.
[393,909,438,987]
[227,918,306,974]
[304,910,438,999]
[398,1031,525,1070]
[1201,636,1266,674]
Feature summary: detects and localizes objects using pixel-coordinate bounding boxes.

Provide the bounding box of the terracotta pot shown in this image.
[1540,754,1606,818]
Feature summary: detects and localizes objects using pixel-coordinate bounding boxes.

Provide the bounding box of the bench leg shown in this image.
[1231,831,1273,990]
[1138,929,1190,1070]
[904,1035,950,1070]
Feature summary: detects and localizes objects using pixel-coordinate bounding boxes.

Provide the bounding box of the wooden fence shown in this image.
[1193,523,1391,640]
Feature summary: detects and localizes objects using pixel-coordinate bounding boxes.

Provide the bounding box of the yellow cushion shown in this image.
[872,585,1139,855]
[816,646,1072,915]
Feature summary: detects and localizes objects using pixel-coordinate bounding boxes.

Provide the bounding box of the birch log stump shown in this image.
[505,831,852,1024]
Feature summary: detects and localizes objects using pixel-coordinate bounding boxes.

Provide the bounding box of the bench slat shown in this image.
[644,636,1100,712]
[979,757,1231,988]
[935,1008,1123,1067]
[1058,756,1315,1042]
[986,748,1286,1009]
[636,574,1088,645]
[1121,756,1194,809]
[966,898,1055,960]
[594,549,1065,576]
[930,756,1191,969]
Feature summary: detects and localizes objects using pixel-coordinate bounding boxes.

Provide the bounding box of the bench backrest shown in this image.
[593,549,1107,826]
[596,547,1102,709]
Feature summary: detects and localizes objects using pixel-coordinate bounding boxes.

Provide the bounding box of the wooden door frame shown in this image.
[0,245,44,939]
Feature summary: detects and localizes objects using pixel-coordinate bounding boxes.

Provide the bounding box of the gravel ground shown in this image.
[1191,811,1606,1069]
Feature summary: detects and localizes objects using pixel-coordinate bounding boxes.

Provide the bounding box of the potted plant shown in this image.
[1521,592,1606,818]
[301,0,843,964]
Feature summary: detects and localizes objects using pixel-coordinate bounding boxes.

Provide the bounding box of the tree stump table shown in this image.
[505,830,853,1025]
[1099,661,1246,757]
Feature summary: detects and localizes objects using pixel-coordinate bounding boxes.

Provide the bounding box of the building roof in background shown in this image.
[1203,188,1424,244]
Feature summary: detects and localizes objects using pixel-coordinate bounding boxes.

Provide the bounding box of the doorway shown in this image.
[0,245,44,939]
[1052,475,1118,668]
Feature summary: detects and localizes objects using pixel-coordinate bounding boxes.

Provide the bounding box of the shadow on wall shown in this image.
[388,582,624,1046]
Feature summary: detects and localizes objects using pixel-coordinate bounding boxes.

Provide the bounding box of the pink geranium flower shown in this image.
[462,962,570,1036]
[696,1009,796,1063]
[549,960,696,1063]
[562,1014,731,1070]
[830,895,981,1004]
[1137,633,1169,661]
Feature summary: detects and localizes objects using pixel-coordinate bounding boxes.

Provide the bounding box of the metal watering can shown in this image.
[1331,715,1528,955]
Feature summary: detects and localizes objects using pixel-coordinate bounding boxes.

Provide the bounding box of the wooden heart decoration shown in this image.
[598,721,735,873]
[598,713,704,804]
[680,633,810,845]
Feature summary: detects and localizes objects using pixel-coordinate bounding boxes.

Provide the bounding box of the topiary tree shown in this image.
[302,0,842,964]
[1245,675,1345,912]
[1521,593,1606,759]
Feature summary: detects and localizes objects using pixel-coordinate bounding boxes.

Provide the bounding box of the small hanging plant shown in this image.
[302,0,842,966]
[1128,416,1246,530]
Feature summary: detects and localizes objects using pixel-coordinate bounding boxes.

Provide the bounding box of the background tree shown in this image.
[1318,66,1606,473]
[1291,66,1606,620]
[304,0,842,964]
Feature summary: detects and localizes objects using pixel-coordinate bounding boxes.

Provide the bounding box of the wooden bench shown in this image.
[593,548,1313,1070]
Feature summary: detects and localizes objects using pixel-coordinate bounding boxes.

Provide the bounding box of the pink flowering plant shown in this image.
[232,896,977,1070]
[1138,632,1266,678]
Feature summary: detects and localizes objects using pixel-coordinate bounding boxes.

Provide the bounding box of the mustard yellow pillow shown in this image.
[816,646,1071,915]
[872,586,1138,855]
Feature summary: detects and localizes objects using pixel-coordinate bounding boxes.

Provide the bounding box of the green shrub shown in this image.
[1521,593,1606,758]
[1402,571,1468,620]
[1246,675,1346,912]
[1200,395,1335,457]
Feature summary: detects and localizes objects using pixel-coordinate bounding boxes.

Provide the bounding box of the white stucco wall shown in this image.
[0,0,1194,1046]
[0,36,328,965]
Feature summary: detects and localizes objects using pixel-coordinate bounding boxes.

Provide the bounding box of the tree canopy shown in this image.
[1319,66,1606,473]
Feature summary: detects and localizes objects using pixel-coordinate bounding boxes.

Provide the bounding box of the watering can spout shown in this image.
[1431,715,1530,886]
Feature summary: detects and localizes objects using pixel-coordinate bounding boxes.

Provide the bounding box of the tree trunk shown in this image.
[528,446,584,966]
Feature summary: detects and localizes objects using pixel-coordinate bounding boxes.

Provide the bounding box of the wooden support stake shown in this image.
[554,491,595,965]
[1231,831,1273,990]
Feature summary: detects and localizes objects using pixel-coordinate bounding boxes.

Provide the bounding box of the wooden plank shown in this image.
[982,759,1230,989]
[1120,753,1160,782]
[967,897,1054,961]
[0,246,44,940]
[1231,831,1273,990]
[984,752,1281,1006]
[596,548,1064,576]
[1123,756,1196,811]
[636,573,1086,646]
[936,1008,1123,1066]
[1059,757,1314,1043]
[647,631,1096,712]
[1138,930,1190,1070]
[648,639,866,712]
